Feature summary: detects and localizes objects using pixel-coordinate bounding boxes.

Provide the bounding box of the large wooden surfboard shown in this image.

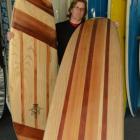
[8,0,58,139]
[126,0,140,116]
[43,18,124,140]
[108,0,127,110]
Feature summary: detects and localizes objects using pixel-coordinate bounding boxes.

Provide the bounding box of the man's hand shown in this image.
[7,32,14,41]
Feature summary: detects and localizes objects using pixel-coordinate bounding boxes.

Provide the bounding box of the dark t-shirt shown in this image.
[56,20,80,65]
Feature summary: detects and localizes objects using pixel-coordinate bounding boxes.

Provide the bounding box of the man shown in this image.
[56,0,87,65]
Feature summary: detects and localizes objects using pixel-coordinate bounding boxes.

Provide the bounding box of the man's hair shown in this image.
[67,0,87,21]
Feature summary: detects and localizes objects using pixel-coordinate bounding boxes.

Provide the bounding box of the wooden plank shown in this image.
[12,8,56,48]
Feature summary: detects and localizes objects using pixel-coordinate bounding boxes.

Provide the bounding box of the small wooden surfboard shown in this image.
[43,18,124,140]
[8,0,58,139]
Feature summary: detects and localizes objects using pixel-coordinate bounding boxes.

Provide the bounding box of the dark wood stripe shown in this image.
[78,20,98,140]
[101,19,111,140]
[12,8,56,48]
[20,32,25,124]
[57,24,84,140]
[34,39,38,128]
[26,0,54,16]
[13,122,44,139]
[46,47,50,119]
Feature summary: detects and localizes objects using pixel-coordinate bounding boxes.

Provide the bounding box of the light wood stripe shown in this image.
[46,46,50,119]
[83,19,108,140]
[26,0,54,16]
[20,32,25,124]
[34,39,38,128]
[101,19,111,140]
[78,20,98,140]
[12,8,56,48]
[57,24,84,140]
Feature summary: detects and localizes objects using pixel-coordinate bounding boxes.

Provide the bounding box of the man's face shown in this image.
[70,2,85,22]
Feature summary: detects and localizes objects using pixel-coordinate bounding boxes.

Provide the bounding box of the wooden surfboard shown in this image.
[8,0,58,139]
[108,0,127,110]
[43,18,124,140]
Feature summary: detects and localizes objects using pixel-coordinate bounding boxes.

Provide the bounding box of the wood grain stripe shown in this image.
[78,20,98,140]
[101,19,111,140]
[13,123,44,139]
[26,0,54,16]
[20,32,25,124]
[57,24,84,140]
[12,8,56,48]
[46,46,50,119]
[34,39,38,128]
